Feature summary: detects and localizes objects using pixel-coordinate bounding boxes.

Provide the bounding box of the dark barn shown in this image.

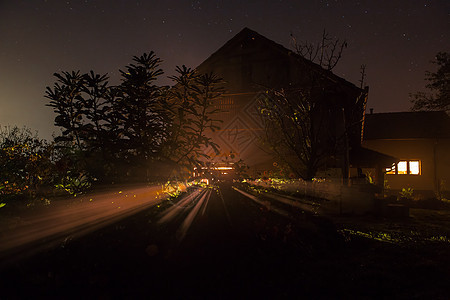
[195,27,368,179]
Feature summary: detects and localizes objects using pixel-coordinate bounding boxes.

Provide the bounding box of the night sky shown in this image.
[1,0,448,140]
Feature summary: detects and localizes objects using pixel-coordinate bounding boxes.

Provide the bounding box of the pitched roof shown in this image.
[350,146,398,167]
[195,27,362,93]
[363,111,450,140]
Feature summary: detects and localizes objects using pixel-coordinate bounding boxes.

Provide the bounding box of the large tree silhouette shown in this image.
[164,66,223,173]
[258,31,365,180]
[411,52,450,112]
[46,52,223,182]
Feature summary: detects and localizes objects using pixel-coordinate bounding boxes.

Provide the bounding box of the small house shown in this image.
[362,111,450,198]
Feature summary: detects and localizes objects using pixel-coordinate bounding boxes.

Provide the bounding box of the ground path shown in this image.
[1,182,449,299]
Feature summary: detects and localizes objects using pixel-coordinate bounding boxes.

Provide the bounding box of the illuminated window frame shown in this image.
[385,160,421,175]
[385,163,396,175]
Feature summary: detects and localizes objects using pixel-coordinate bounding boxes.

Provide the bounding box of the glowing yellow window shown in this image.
[397,161,408,175]
[385,164,396,174]
[409,160,420,175]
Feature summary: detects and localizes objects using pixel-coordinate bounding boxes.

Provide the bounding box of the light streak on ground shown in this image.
[177,189,211,241]
[232,187,291,218]
[157,187,205,224]
[0,184,165,263]
[263,192,320,215]
[201,189,210,216]
[157,186,212,242]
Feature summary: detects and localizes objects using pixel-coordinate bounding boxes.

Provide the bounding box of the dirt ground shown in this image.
[1,186,450,299]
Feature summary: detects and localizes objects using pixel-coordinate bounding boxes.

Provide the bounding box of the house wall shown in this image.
[205,92,274,175]
[436,138,450,196]
[197,33,298,175]
[362,138,450,197]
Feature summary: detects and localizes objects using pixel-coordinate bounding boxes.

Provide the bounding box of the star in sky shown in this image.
[0,0,448,139]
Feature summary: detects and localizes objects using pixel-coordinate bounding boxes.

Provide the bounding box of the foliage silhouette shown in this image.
[258,31,365,180]
[411,52,450,112]
[45,52,224,183]
[0,126,55,201]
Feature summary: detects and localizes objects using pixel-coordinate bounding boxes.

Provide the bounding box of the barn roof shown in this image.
[363,111,450,140]
[195,27,363,93]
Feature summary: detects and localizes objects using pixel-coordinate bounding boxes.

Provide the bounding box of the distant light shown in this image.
[215,166,233,170]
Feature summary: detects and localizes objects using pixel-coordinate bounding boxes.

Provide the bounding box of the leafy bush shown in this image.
[55,172,92,196]
[0,126,55,201]
[399,187,414,200]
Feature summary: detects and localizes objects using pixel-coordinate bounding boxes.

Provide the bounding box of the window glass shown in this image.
[385,164,396,174]
[397,161,407,174]
[409,160,420,175]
